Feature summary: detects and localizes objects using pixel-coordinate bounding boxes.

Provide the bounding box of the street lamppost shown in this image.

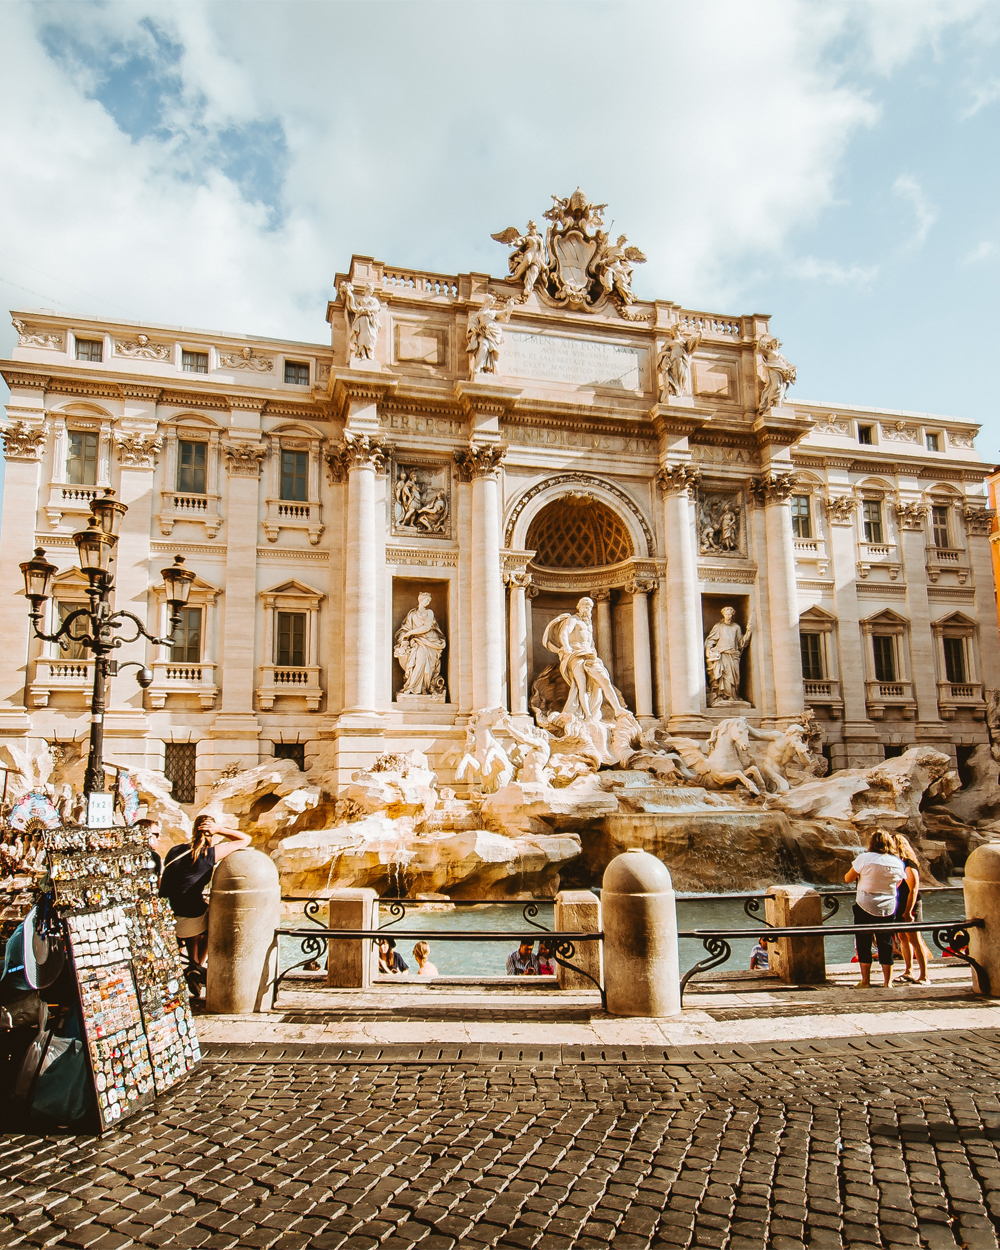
[20,488,196,801]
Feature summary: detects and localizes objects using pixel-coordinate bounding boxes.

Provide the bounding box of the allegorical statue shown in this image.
[758,335,796,414]
[394,592,446,697]
[466,293,514,376]
[658,323,702,398]
[705,606,752,706]
[595,233,647,306]
[340,280,382,361]
[490,220,547,301]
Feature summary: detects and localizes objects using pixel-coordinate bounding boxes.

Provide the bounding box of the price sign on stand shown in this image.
[86,792,114,829]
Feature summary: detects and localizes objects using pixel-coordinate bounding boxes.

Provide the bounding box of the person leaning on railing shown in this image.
[158,814,251,968]
[844,826,905,989]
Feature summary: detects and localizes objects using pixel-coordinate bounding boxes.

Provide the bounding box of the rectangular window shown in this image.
[280,450,308,502]
[177,440,207,494]
[276,612,306,667]
[284,361,309,386]
[75,338,103,362]
[274,742,305,769]
[57,602,88,661]
[932,505,950,549]
[182,350,208,374]
[790,495,812,539]
[872,634,897,682]
[799,632,824,681]
[944,637,967,684]
[926,432,940,452]
[170,607,202,663]
[67,431,99,485]
[862,500,883,544]
[857,424,874,445]
[164,743,197,805]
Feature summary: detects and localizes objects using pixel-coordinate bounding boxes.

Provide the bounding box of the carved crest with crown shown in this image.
[492,189,647,320]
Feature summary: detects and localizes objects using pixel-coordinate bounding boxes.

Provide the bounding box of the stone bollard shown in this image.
[554,889,603,991]
[326,888,378,988]
[764,886,826,985]
[206,849,281,1014]
[602,849,681,1017]
[962,844,1000,997]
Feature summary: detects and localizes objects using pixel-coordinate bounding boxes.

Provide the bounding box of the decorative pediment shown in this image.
[259,579,325,610]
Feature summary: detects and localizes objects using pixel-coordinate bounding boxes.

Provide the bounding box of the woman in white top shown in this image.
[845,827,905,988]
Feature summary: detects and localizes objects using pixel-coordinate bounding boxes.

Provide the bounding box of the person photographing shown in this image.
[158,814,250,968]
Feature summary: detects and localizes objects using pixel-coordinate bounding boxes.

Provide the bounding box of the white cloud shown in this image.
[892,174,938,251]
[791,256,879,286]
[0,0,985,346]
[963,240,999,264]
[961,77,1000,118]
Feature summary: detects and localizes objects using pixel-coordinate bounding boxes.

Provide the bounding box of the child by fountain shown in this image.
[412,941,438,978]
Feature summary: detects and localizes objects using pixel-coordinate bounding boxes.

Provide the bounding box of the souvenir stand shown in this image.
[0,771,200,1132]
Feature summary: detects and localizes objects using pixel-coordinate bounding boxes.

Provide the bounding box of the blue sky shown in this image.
[2,1,1000,462]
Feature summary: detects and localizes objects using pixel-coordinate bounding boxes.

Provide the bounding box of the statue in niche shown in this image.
[758,335,797,414]
[657,324,702,398]
[340,281,382,361]
[698,494,742,555]
[705,606,753,706]
[394,592,447,699]
[466,293,514,376]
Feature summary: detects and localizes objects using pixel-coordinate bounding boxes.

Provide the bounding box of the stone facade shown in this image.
[1,195,995,803]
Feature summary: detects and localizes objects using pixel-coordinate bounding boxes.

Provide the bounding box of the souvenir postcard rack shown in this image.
[49,822,201,1130]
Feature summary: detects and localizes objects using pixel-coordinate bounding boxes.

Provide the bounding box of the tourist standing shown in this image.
[507,941,538,976]
[158,815,250,968]
[845,827,905,988]
[749,935,770,970]
[894,834,932,985]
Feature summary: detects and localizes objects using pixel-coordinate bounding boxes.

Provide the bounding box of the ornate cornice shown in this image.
[222,441,267,477]
[329,372,398,423]
[1,369,49,391]
[227,394,266,413]
[2,420,48,460]
[119,383,163,402]
[655,464,701,497]
[749,471,796,505]
[160,390,231,411]
[326,432,390,479]
[454,442,507,481]
[114,431,162,469]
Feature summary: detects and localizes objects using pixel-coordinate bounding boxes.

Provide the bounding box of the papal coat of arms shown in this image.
[492,189,647,320]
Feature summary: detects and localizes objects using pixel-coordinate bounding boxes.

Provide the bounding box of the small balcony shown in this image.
[865,679,916,719]
[857,543,900,582]
[263,499,324,545]
[157,490,222,538]
[44,484,104,530]
[937,680,984,720]
[258,665,323,711]
[803,678,843,717]
[147,661,219,710]
[793,537,829,576]
[30,657,95,707]
[926,548,970,585]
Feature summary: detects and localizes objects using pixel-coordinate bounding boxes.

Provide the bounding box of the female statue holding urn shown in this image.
[394,593,447,697]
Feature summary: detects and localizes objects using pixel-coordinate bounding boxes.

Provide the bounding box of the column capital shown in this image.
[222,440,267,478]
[590,588,612,602]
[749,471,796,506]
[895,501,929,531]
[455,442,507,482]
[826,493,857,524]
[964,504,995,536]
[627,577,656,596]
[326,432,390,480]
[1,419,47,460]
[655,463,701,497]
[114,430,162,470]
[504,569,532,589]
[329,371,398,423]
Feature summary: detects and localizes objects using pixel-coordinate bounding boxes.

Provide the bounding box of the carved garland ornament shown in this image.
[219,347,273,373]
[655,464,702,497]
[326,433,389,480]
[504,471,655,555]
[12,319,62,350]
[453,443,506,481]
[114,431,162,468]
[223,441,267,477]
[825,495,857,523]
[749,472,796,505]
[115,335,171,361]
[2,420,48,460]
[895,501,928,530]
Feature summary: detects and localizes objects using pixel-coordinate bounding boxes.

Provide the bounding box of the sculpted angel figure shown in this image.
[596,233,646,305]
[393,592,446,696]
[491,220,547,300]
[340,281,382,361]
[758,335,797,414]
[658,323,702,397]
[466,293,514,376]
[705,607,752,705]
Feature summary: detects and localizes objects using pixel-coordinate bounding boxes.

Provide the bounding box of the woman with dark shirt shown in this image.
[894,834,931,985]
[158,814,250,967]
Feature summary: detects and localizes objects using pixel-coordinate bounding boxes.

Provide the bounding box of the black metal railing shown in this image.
[678,918,986,1003]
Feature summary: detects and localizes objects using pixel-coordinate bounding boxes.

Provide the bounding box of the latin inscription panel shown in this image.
[500,332,648,391]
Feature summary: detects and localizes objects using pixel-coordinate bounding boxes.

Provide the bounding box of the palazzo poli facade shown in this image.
[0,191,995,807]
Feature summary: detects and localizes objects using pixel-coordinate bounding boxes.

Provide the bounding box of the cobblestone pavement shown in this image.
[4,1030,1000,1250]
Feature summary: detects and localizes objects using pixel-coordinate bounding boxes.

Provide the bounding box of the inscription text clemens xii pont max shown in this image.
[499,332,647,392]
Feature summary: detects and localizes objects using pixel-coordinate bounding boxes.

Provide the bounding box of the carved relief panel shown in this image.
[390,460,452,539]
[696,488,745,558]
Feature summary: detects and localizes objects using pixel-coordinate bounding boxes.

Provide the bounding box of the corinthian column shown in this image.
[753,471,805,721]
[591,589,614,681]
[456,443,506,709]
[506,570,531,715]
[656,464,703,730]
[629,577,655,718]
[332,433,388,713]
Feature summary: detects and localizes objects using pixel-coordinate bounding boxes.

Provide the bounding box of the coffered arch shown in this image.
[504,472,654,558]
